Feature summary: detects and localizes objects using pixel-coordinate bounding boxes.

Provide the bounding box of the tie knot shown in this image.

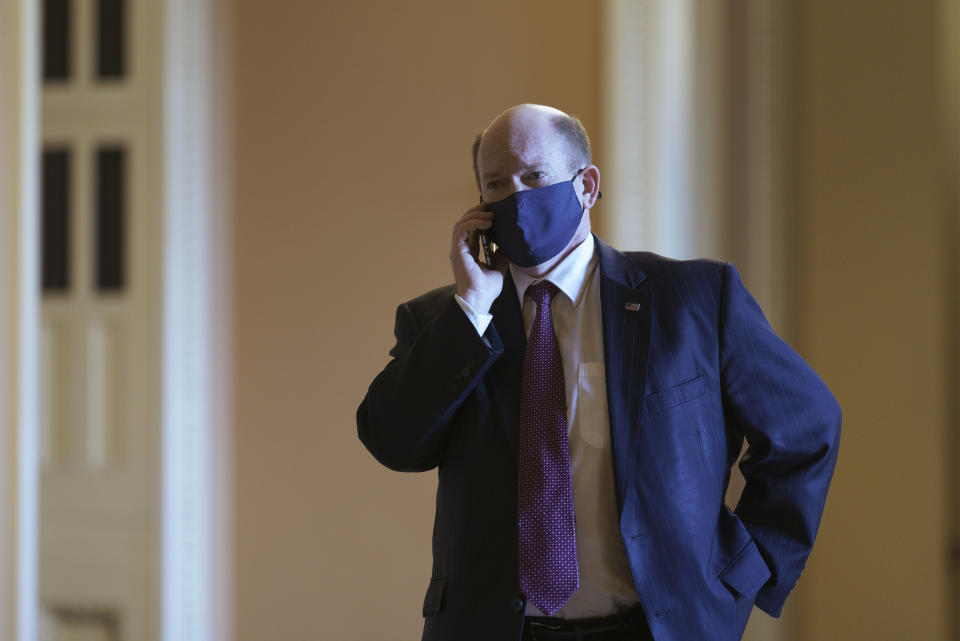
[526,280,559,308]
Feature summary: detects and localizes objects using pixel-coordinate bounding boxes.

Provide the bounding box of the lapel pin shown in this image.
[624,302,641,312]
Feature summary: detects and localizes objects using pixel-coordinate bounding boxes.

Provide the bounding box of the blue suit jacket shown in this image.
[357,237,841,641]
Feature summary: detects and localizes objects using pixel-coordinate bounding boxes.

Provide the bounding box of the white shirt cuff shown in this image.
[454,294,493,336]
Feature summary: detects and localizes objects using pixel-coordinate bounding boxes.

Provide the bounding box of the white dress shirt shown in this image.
[456,236,640,618]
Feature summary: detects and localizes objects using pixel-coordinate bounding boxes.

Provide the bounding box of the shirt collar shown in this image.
[510,235,598,308]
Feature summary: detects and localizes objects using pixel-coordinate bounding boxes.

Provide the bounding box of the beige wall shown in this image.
[232,2,598,639]
[790,2,949,640]
[231,2,956,640]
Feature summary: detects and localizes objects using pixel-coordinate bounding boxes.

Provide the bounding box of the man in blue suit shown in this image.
[357,104,840,641]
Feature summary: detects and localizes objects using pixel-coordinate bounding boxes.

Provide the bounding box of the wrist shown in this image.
[457,288,495,316]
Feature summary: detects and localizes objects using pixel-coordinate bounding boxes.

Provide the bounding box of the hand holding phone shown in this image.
[450,205,504,315]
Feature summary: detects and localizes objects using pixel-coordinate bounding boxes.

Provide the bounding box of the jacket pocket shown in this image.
[645,375,705,413]
[718,539,771,601]
[422,577,447,616]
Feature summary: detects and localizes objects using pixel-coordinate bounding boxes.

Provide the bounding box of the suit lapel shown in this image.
[597,238,652,517]
[488,270,524,458]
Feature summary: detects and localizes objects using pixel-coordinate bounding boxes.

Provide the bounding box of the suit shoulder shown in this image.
[401,283,457,319]
[626,251,727,287]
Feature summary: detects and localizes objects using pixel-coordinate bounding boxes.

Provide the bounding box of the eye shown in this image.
[485,180,501,190]
[528,171,546,181]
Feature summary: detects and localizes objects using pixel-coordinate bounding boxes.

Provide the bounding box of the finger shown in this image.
[464,218,493,231]
[453,225,481,258]
[454,210,492,229]
[466,202,490,214]
[460,205,494,220]
[467,229,479,259]
[458,213,494,229]
[452,218,493,244]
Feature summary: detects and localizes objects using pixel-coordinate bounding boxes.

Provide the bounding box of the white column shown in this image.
[601,0,721,259]
[0,1,39,640]
[161,1,232,640]
[734,1,789,334]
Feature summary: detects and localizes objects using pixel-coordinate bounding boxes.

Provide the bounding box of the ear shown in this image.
[577,165,600,210]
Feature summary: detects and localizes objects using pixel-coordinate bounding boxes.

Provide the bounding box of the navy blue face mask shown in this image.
[485,175,586,268]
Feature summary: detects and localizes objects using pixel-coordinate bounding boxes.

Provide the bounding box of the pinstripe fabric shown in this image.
[358,235,841,641]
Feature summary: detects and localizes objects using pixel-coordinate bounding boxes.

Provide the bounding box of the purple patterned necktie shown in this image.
[518,280,579,616]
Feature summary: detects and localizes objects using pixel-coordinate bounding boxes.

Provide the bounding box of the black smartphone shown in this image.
[479,229,496,268]
[479,195,497,268]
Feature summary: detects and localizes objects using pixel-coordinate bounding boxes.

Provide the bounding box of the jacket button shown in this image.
[459,367,471,378]
[510,596,524,612]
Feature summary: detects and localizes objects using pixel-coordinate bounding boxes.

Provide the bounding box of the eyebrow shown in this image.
[481,162,547,181]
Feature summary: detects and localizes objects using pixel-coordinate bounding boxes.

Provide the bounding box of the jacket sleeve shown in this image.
[718,262,841,616]
[357,293,503,472]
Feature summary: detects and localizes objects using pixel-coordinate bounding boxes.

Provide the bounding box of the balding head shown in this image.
[467,104,601,276]
[471,104,592,192]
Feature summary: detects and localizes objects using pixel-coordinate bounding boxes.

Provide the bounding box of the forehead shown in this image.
[477,118,567,176]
